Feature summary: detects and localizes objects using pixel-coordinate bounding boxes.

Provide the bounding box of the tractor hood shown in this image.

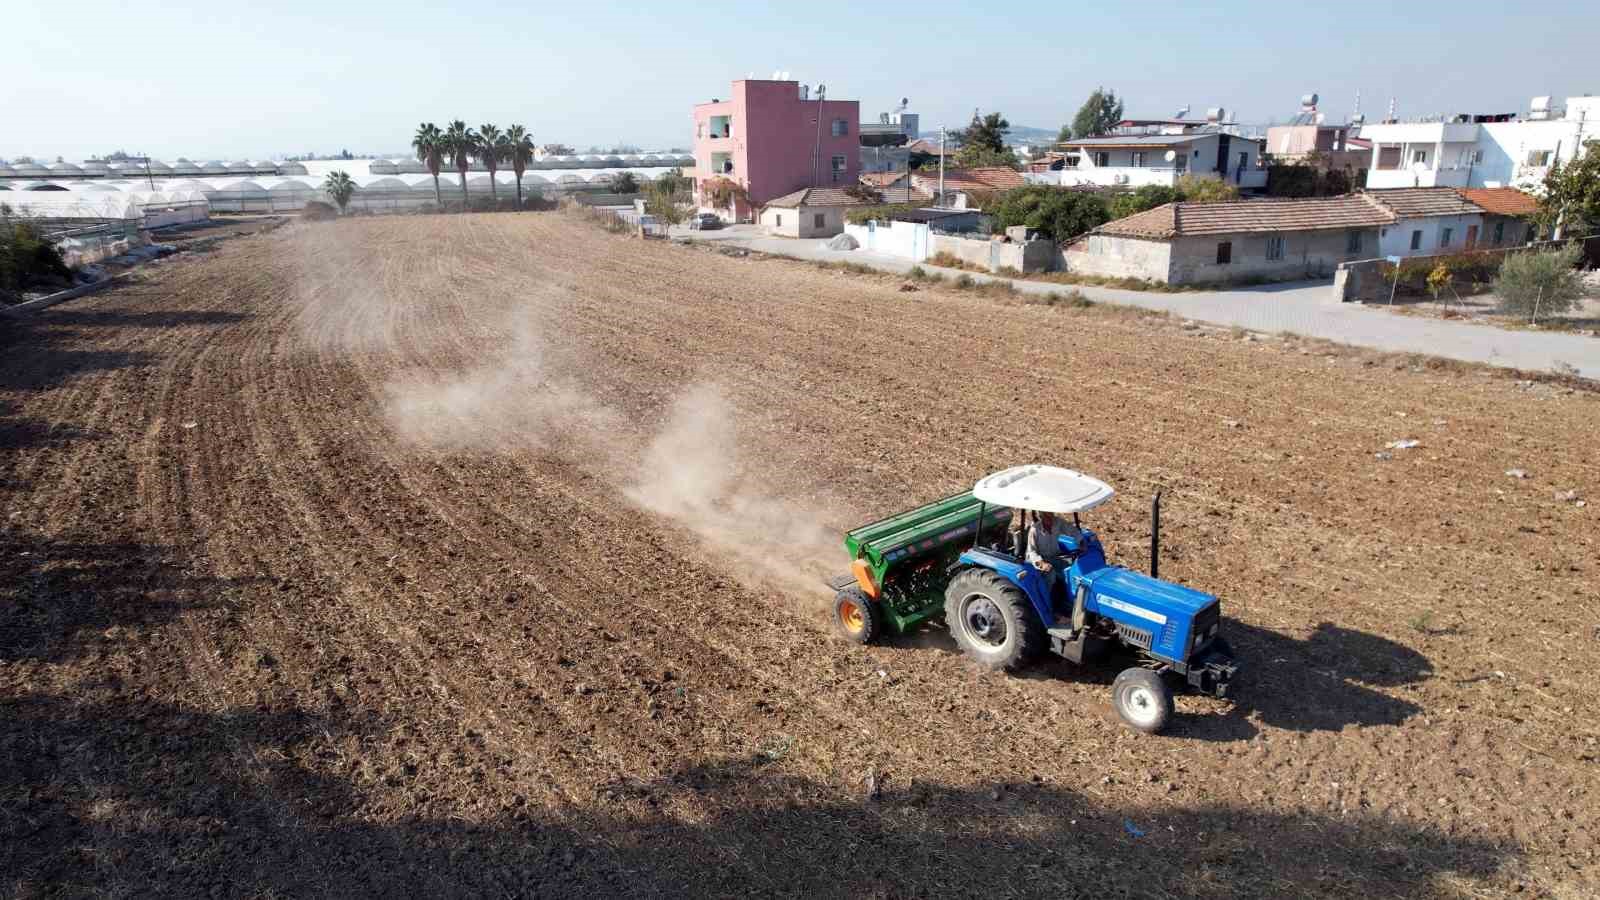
[1082,567,1217,621]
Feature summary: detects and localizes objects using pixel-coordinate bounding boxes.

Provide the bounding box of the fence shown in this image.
[1331,234,1600,303]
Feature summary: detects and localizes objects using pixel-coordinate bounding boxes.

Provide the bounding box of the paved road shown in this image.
[673,225,1600,379]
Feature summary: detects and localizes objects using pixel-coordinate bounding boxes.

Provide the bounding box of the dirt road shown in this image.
[3,213,1595,897]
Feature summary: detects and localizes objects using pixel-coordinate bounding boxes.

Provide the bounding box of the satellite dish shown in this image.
[1164,150,1177,162]
[1174,105,1190,119]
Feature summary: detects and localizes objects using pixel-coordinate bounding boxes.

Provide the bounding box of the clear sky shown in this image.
[4,0,1596,161]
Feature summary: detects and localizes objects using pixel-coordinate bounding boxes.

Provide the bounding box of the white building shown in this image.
[1056,131,1265,190]
[1361,95,1599,191]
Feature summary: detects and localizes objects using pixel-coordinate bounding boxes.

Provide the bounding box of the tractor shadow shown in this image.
[884,618,1431,742]
[2,692,1525,898]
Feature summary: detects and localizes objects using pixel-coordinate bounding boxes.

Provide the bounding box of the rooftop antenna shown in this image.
[1387,96,1397,123]
[1352,89,1362,123]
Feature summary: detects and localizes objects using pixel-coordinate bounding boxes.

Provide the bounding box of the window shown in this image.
[1439,227,1453,248]
[814,213,826,229]
[1265,236,1285,261]
[1378,146,1403,169]
[831,119,848,137]
[830,155,846,183]
[1409,230,1422,250]
[1093,151,1110,167]
[1527,149,1553,167]
[1411,149,1429,165]
[1346,230,1363,254]
[1216,241,1232,265]
[1469,149,1484,164]
[1237,151,1249,172]
[1493,221,1505,245]
[775,214,782,227]
[1130,151,1146,167]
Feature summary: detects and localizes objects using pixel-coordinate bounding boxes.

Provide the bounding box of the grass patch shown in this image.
[1024,289,1096,309]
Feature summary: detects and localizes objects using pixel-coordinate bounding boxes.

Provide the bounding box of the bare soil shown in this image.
[3,213,1597,898]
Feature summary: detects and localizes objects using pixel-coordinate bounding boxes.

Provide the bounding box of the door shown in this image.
[1215,134,1231,175]
[1465,225,1478,248]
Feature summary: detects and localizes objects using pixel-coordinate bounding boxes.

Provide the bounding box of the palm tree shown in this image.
[443,120,478,209]
[505,125,535,208]
[477,124,503,204]
[323,170,355,214]
[412,122,444,206]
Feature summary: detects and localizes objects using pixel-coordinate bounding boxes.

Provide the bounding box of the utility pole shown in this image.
[938,126,946,208]
[811,84,827,188]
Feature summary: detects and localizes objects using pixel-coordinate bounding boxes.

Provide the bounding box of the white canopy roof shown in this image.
[972,465,1115,514]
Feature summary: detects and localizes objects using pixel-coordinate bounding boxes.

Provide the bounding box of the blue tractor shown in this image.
[829,465,1238,733]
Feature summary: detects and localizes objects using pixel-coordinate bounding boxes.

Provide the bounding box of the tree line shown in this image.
[410,121,538,209]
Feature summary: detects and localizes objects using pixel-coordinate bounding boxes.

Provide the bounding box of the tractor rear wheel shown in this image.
[943,568,1045,671]
[1112,668,1174,734]
[832,588,882,645]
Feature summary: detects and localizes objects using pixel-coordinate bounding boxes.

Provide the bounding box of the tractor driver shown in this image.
[1025,510,1074,596]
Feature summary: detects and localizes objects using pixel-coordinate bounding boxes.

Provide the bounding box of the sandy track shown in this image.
[2,213,1596,897]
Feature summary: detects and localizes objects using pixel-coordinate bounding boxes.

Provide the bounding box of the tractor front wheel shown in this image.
[943,568,1045,671]
[1112,668,1174,734]
[832,588,882,645]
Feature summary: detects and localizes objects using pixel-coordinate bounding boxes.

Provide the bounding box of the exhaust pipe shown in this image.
[1150,489,1162,580]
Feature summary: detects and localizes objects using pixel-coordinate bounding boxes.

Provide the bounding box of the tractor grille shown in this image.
[1188,603,1222,655]
[1116,622,1154,650]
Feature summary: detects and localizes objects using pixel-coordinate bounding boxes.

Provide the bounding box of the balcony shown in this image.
[1366,166,1471,189]
[708,153,735,178]
[705,115,733,140]
[1060,166,1188,188]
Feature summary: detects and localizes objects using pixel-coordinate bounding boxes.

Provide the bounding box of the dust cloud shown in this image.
[278,219,843,596]
[626,383,840,599]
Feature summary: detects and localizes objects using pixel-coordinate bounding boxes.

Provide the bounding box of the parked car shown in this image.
[688,213,724,230]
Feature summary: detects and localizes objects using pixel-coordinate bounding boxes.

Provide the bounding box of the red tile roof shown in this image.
[1458,187,1538,217]
[859,171,907,187]
[1365,187,1484,218]
[911,167,1025,191]
[763,187,872,208]
[1098,195,1396,239]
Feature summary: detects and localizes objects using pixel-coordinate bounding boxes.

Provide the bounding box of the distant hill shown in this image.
[919,124,1060,146]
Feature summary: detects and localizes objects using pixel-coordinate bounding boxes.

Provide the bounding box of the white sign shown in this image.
[1098,596,1168,625]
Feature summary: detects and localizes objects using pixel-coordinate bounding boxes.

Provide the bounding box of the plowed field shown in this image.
[3,213,1596,898]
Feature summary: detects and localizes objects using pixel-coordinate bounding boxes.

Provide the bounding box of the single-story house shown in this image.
[1457,187,1539,246]
[1067,195,1396,284]
[1365,187,1487,257]
[858,171,930,205]
[758,187,869,238]
[908,166,1025,207]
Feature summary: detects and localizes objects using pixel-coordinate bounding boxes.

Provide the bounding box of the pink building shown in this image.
[692,79,860,220]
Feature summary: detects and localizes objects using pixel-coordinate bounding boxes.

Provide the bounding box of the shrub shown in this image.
[301,201,337,221]
[1427,263,1453,300]
[846,204,918,225]
[907,265,928,280]
[953,273,976,289]
[1175,174,1239,204]
[987,186,1110,243]
[1495,243,1588,319]
[608,171,640,195]
[0,209,71,296]
[1108,185,1181,220]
